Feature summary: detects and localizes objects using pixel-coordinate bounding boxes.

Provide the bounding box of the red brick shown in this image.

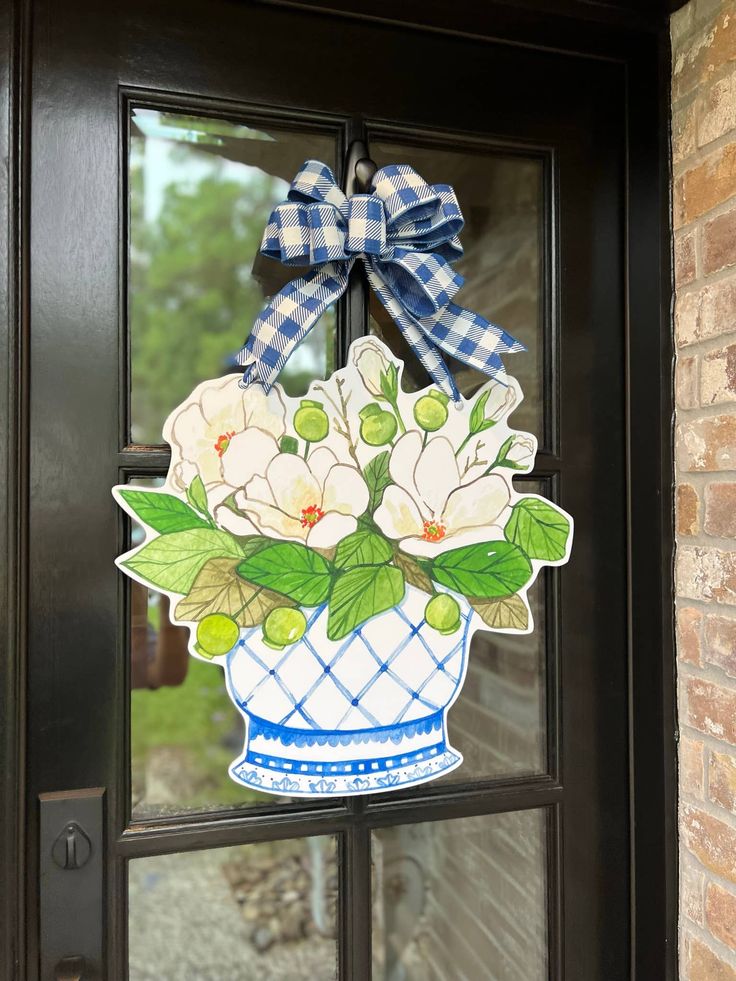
[703,207,736,276]
[699,69,736,147]
[701,277,736,340]
[673,8,736,100]
[706,881,736,952]
[679,606,704,666]
[705,483,736,537]
[682,145,736,223]
[677,355,699,409]
[687,933,736,980]
[676,230,697,288]
[678,415,736,471]
[682,805,736,883]
[681,736,705,797]
[705,615,736,677]
[685,678,736,744]
[702,343,736,405]
[673,99,697,163]
[678,483,701,535]
[677,546,736,605]
[676,289,702,347]
[710,750,736,815]
[682,862,705,925]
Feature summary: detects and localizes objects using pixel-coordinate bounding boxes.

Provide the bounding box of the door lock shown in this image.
[52,822,92,870]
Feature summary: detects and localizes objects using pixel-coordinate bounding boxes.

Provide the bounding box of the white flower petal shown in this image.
[307,512,357,549]
[169,460,198,492]
[266,453,321,518]
[239,499,307,541]
[399,525,504,559]
[388,431,424,504]
[221,429,280,488]
[398,536,445,559]
[374,485,425,540]
[239,477,275,507]
[415,437,460,517]
[199,375,246,433]
[308,447,339,489]
[206,482,237,509]
[214,505,259,537]
[442,474,510,532]
[352,340,392,398]
[243,384,287,440]
[322,465,369,517]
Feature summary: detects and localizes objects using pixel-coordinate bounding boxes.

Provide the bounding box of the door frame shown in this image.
[0,1,676,978]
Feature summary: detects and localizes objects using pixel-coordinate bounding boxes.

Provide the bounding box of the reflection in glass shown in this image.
[369,140,544,441]
[128,478,271,819]
[129,108,336,444]
[372,811,547,981]
[129,837,338,980]
[444,576,546,784]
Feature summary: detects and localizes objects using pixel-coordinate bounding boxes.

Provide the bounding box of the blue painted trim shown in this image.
[244,710,444,747]
[243,739,447,776]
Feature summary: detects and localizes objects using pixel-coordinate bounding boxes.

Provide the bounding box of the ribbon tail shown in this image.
[363,260,461,403]
[416,301,526,382]
[236,262,351,390]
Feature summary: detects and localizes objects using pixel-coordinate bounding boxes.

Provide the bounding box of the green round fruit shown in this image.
[196,613,240,658]
[424,593,461,635]
[293,400,329,443]
[359,403,398,446]
[263,607,307,650]
[413,392,449,432]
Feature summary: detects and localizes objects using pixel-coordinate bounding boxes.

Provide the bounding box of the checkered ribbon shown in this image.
[237,160,525,401]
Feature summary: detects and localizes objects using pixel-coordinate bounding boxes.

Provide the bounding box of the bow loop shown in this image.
[238,158,524,400]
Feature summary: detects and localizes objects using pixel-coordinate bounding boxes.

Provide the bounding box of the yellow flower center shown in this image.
[214,430,236,457]
[422,519,446,542]
[300,504,325,529]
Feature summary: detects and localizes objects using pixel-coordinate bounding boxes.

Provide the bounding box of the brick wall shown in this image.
[672,1,736,976]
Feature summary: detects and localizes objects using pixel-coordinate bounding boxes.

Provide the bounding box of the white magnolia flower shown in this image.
[164,374,286,490]
[504,435,535,469]
[222,440,369,549]
[374,432,511,558]
[352,339,393,398]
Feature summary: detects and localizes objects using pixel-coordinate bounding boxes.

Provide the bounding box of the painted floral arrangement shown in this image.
[116,337,571,656]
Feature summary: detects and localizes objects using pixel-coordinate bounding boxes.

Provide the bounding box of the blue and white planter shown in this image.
[225,586,474,797]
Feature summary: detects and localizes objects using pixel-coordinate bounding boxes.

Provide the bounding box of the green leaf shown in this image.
[430,541,532,597]
[379,363,398,402]
[327,565,405,641]
[280,435,299,455]
[122,528,245,594]
[236,541,333,606]
[470,594,529,631]
[175,557,293,627]
[334,530,393,569]
[393,549,433,594]
[504,498,571,561]
[469,389,490,434]
[186,475,209,516]
[118,489,211,534]
[364,451,392,512]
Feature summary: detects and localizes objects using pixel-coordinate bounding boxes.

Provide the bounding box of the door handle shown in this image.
[54,955,87,981]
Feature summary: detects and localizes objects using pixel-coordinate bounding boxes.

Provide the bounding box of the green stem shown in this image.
[303,440,311,460]
[454,432,474,458]
[387,396,407,434]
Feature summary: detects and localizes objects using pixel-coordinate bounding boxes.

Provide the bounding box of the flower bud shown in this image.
[263,607,307,650]
[293,399,329,443]
[359,403,398,446]
[413,390,449,432]
[195,613,240,659]
[424,593,461,635]
[502,435,535,470]
[352,340,392,398]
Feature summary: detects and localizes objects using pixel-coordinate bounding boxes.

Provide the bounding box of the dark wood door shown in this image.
[18,1,659,977]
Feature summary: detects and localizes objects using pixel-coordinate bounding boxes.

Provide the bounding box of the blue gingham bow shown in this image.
[237,160,525,401]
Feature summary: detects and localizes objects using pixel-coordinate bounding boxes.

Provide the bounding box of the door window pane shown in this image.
[129,836,338,980]
[368,139,545,443]
[128,478,271,818]
[372,811,547,980]
[129,108,337,444]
